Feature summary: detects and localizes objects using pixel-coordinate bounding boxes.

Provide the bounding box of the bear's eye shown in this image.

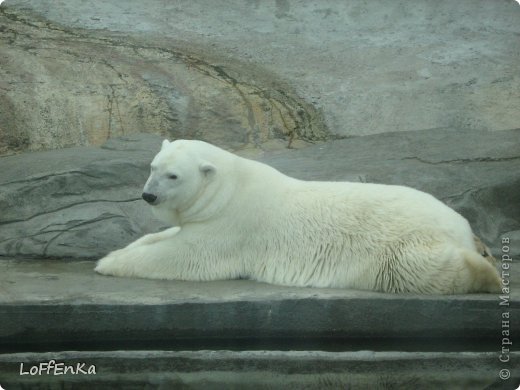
[168,174,178,180]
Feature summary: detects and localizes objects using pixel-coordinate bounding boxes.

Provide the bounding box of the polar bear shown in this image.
[95,139,501,294]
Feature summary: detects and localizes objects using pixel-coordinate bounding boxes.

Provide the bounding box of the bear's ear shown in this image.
[161,139,170,150]
[199,162,216,177]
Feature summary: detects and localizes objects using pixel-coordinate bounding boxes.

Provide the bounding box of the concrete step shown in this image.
[0,350,518,389]
[0,259,518,388]
[1,259,518,349]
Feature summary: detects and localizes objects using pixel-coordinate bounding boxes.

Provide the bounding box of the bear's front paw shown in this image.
[94,248,132,277]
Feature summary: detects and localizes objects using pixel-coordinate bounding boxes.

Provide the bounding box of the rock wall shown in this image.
[0,6,328,156]
[2,0,519,144]
[0,1,518,260]
[1,130,518,260]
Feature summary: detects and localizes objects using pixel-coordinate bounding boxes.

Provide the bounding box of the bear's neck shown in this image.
[177,155,294,224]
[177,156,242,224]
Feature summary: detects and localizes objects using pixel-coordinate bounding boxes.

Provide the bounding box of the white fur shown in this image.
[95,140,501,294]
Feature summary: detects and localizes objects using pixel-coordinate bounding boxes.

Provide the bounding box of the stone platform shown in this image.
[0,259,519,388]
[0,350,517,389]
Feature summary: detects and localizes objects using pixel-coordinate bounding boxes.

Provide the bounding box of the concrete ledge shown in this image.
[1,259,518,352]
[0,350,518,389]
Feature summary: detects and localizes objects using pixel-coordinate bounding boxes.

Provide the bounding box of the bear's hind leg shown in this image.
[421,247,501,294]
[459,250,501,293]
[375,239,501,294]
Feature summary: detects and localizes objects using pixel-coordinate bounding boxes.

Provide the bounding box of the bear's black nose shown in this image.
[142,192,158,204]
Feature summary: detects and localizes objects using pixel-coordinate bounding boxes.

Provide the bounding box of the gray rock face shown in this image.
[0,134,166,259]
[0,129,518,260]
[3,0,520,146]
[0,5,327,156]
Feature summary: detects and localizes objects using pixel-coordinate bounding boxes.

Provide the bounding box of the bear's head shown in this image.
[142,139,219,224]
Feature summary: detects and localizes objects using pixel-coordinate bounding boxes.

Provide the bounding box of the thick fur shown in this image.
[95,139,501,294]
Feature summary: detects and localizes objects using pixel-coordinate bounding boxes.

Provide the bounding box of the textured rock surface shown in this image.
[0,129,518,260]
[0,134,164,259]
[2,0,520,155]
[0,6,327,156]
